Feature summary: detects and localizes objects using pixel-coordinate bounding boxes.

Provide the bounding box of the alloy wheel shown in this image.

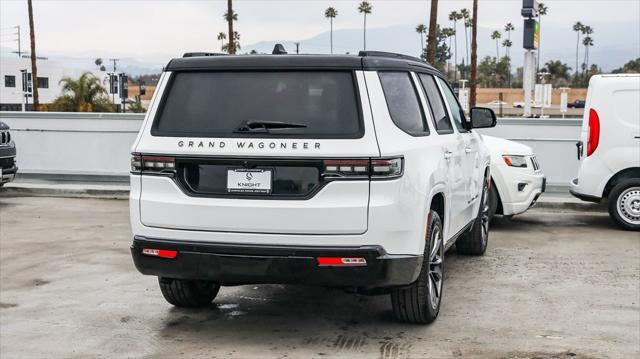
[428,226,444,310]
[479,185,490,245]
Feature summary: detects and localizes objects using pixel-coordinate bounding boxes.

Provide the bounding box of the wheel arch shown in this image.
[430,192,445,229]
[603,167,640,199]
[490,177,504,215]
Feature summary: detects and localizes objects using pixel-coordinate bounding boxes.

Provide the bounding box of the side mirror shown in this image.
[470,107,497,128]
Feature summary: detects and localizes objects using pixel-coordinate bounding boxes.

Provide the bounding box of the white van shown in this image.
[129,49,497,323]
[570,74,640,230]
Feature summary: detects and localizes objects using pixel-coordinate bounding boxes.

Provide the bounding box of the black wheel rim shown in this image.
[480,184,490,246]
[428,225,444,310]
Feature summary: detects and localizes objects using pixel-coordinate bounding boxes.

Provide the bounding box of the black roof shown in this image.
[165,51,439,74]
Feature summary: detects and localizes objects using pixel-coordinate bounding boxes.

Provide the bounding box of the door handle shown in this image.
[444,150,453,160]
[464,146,472,153]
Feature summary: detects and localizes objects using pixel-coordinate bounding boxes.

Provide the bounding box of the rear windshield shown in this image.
[152,71,363,138]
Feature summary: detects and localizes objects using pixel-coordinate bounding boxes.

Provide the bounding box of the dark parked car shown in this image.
[0,121,17,186]
[568,99,586,108]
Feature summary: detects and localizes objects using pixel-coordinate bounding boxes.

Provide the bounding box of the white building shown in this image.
[0,56,121,111]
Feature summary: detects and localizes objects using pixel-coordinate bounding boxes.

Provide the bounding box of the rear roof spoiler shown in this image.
[182,52,227,58]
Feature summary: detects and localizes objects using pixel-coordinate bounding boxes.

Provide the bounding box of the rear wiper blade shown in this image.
[234,120,307,133]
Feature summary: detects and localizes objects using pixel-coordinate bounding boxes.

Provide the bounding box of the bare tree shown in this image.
[27,0,39,110]
[470,0,478,107]
[426,0,439,64]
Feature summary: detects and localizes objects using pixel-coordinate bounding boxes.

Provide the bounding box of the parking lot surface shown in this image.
[0,197,638,359]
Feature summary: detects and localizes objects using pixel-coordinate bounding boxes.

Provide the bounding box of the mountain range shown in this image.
[2,21,637,76]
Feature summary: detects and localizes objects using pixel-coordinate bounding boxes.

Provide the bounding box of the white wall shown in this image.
[0,112,581,187]
[0,112,142,176]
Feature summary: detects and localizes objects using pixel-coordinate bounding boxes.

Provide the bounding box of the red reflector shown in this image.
[587,108,600,157]
[317,257,367,266]
[142,248,178,259]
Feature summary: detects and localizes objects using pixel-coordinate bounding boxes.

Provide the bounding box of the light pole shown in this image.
[522,0,540,118]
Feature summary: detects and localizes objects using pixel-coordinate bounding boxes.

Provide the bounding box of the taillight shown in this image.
[586,108,600,157]
[371,158,403,178]
[322,157,403,180]
[141,248,178,259]
[323,159,370,176]
[317,257,367,267]
[131,154,176,175]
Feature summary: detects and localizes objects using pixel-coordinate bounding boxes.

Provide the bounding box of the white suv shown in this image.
[130,49,496,324]
[570,74,640,230]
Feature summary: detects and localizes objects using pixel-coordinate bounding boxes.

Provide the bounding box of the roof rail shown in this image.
[358,51,428,64]
[182,52,227,58]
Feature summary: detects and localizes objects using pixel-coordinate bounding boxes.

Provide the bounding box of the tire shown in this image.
[158,277,220,307]
[607,179,640,231]
[487,181,499,221]
[391,210,444,324]
[456,179,490,255]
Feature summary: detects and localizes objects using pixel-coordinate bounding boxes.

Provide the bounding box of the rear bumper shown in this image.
[131,236,422,288]
[569,189,601,203]
[569,178,602,203]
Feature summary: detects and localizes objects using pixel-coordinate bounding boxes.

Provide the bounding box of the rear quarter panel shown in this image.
[577,75,640,197]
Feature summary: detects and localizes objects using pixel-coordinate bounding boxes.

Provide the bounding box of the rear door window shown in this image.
[378,72,429,136]
[418,73,454,134]
[152,71,363,138]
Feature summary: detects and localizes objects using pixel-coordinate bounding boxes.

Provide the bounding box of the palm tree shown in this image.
[222,32,241,52]
[426,0,439,64]
[324,7,338,54]
[573,22,585,76]
[502,40,512,56]
[52,72,112,112]
[416,24,427,53]
[502,39,513,86]
[461,8,471,66]
[543,60,572,85]
[217,32,227,52]
[470,0,478,107]
[442,27,456,77]
[581,25,593,76]
[449,11,463,81]
[94,58,103,70]
[504,23,515,58]
[225,0,237,54]
[27,0,39,110]
[583,36,594,78]
[536,2,548,72]
[358,1,372,50]
[491,31,502,59]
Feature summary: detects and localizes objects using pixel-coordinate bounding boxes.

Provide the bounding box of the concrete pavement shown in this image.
[0,197,637,358]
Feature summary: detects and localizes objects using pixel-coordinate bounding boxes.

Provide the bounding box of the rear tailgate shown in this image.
[135,70,380,235]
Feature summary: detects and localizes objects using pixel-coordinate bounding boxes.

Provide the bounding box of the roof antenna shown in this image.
[272,44,288,55]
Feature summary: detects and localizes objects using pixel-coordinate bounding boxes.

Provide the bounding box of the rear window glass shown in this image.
[378,72,429,136]
[152,71,363,138]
